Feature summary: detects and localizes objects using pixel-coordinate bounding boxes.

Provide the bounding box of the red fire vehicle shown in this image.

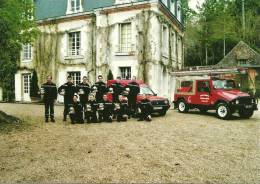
[107,80,170,116]
[173,77,258,119]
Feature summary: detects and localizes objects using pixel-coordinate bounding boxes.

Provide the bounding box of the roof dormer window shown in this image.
[66,0,83,14]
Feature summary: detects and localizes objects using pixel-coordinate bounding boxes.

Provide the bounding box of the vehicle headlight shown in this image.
[235,99,239,104]
[164,100,169,104]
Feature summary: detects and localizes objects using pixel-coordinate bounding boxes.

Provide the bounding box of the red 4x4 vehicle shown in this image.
[107,80,170,116]
[173,78,258,119]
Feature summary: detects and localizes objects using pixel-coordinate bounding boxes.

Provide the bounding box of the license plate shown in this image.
[154,107,163,110]
[245,105,253,109]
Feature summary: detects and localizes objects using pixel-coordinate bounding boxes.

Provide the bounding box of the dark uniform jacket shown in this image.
[58,82,77,104]
[92,81,107,102]
[69,101,84,123]
[86,100,98,113]
[116,100,128,115]
[41,82,57,102]
[98,100,114,115]
[111,82,124,102]
[126,81,140,100]
[77,82,91,103]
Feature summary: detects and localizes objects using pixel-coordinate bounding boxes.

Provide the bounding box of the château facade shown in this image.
[15,0,184,102]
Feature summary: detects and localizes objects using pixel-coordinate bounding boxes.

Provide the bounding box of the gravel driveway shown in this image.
[0,103,259,183]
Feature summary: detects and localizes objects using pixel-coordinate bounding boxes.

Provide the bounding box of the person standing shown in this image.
[92,75,107,102]
[110,77,124,103]
[40,75,57,123]
[58,76,77,121]
[77,76,91,119]
[126,76,140,116]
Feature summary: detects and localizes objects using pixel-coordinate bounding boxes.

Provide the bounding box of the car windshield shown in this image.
[213,80,236,90]
[140,87,155,95]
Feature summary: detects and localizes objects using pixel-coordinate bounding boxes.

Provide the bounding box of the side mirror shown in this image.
[154,94,158,96]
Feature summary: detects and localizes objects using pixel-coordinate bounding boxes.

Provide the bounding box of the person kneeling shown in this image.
[85,94,98,123]
[137,94,153,122]
[98,94,113,123]
[69,95,84,124]
[114,95,128,122]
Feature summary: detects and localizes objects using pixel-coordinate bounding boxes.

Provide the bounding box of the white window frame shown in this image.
[67,71,81,85]
[22,43,32,62]
[66,0,83,14]
[170,0,176,15]
[68,31,81,57]
[23,73,31,94]
[177,2,182,21]
[171,31,176,60]
[118,22,133,53]
[119,67,131,80]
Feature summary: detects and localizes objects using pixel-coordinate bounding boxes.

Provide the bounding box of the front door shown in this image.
[196,80,211,106]
[22,74,31,102]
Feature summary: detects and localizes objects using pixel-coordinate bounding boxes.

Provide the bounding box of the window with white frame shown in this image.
[170,0,176,15]
[162,25,169,56]
[120,67,131,79]
[23,74,31,94]
[67,0,82,14]
[22,43,32,61]
[119,23,132,53]
[177,3,182,21]
[68,32,81,56]
[67,71,81,85]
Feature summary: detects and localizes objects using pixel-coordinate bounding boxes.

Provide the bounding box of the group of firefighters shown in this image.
[40,75,153,124]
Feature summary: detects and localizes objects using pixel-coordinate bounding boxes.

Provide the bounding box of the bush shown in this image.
[107,69,114,80]
[30,70,40,98]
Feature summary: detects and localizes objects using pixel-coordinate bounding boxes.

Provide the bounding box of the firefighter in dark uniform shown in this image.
[69,95,84,124]
[98,94,114,123]
[58,76,77,121]
[126,76,140,117]
[114,95,128,122]
[110,78,124,103]
[85,94,98,123]
[121,87,131,118]
[40,75,57,123]
[77,76,91,119]
[92,75,107,102]
[137,94,153,121]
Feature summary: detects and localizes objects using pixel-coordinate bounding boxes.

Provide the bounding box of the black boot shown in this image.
[45,118,49,123]
[51,118,55,123]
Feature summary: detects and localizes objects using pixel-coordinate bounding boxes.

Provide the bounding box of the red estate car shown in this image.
[107,80,170,116]
[173,78,258,119]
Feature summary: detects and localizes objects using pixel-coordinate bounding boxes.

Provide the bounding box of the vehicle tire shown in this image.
[178,100,189,113]
[238,109,254,119]
[199,108,208,113]
[159,110,167,116]
[216,103,231,120]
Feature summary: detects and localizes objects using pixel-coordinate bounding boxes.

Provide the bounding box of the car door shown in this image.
[196,80,211,106]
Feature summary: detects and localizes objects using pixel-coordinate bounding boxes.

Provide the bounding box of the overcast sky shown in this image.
[189,0,205,11]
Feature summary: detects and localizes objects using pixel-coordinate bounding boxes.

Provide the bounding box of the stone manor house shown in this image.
[15,0,184,102]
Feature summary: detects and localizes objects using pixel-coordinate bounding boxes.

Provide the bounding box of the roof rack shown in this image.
[170,66,247,77]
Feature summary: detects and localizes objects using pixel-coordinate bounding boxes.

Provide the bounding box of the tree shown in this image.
[0,0,37,101]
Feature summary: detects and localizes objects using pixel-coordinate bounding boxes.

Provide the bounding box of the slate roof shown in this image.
[34,0,148,20]
[217,41,260,68]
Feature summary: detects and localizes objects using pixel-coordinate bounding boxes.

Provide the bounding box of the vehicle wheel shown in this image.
[216,103,231,120]
[238,109,254,119]
[159,110,167,116]
[199,108,208,113]
[178,100,189,113]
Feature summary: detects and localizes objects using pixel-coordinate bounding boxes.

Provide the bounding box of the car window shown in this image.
[197,81,210,92]
[140,87,155,95]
